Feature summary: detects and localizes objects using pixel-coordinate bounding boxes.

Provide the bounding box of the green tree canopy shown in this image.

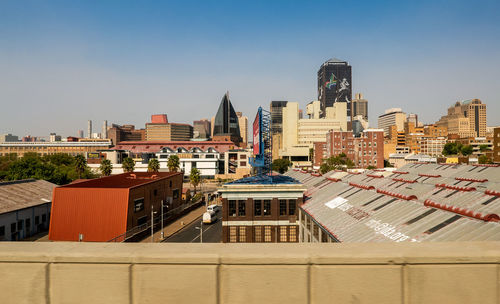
[147,158,160,172]
[460,145,473,156]
[272,158,292,174]
[479,144,490,152]
[167,155,180,172]
[189,167,201,194]
[319,154,355,174]
[122,157,135,173]
[74,154,87,179]
[100,159,112,176]
[478,155,493,164]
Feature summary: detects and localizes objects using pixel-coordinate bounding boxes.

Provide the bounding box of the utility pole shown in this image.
[200,220,203,243]
[160,200,164,240]
[151,205,154,243]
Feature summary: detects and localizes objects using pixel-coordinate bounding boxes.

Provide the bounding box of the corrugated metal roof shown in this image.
[285,163,500,243]
[0,179,55,214]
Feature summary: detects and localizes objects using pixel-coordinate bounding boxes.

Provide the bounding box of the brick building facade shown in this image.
[325,129,384,168]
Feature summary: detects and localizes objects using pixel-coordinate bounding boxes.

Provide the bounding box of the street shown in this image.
[163,210,222,243]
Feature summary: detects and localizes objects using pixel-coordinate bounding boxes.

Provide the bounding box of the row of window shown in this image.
[228,199,296,217]
[228,226,297,242]
[0,214,48,239]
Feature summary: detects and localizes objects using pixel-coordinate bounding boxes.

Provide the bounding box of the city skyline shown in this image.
[1,0,499,137]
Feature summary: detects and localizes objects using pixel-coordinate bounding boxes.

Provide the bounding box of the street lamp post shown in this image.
[151,205,157,243]
[195,221,203,243]
[160,200,164,240]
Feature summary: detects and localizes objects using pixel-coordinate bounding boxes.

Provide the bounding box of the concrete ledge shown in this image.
[0,242,499,304]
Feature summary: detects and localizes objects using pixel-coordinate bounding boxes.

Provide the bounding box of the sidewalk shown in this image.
[141,205,206,243]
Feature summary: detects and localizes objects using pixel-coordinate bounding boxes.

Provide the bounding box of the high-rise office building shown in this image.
[78,130,84,138]
[102,120,108,139]
[378,108,407,137]
[351,93,368,121]
[317,58,352,119]
[270,101,288,135]
[212,92,242,144]
[193,119,211,139]
[236,112,248,147]
[87,120,92,138]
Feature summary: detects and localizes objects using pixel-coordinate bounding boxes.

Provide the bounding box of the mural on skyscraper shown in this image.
[324,73,350,103]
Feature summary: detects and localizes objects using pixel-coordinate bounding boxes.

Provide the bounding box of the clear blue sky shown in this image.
[1,0,499,138]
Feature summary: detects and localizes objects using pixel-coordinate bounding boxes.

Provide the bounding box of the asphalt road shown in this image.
[163,211,222,243]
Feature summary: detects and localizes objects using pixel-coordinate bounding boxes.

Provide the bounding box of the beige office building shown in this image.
[377,108,407,137]
[146,123,193,141]
[437,99,486,138]
[279,101,347,166]
[236,112,248,148]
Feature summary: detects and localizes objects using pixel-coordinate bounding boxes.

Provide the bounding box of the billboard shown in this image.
[253,110,261,155]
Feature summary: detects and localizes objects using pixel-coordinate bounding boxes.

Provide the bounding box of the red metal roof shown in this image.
[60,172,181,189]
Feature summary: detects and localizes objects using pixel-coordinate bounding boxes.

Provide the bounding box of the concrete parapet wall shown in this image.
[0,242,499,304]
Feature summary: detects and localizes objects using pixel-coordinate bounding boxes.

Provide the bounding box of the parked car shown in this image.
[207,204,220,213]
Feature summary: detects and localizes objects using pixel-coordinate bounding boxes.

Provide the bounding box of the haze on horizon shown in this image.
[1,0,499,138]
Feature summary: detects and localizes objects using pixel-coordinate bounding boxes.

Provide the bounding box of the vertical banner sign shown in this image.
[253,111,260,155]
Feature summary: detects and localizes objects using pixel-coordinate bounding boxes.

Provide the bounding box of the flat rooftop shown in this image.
[60,172,181,189]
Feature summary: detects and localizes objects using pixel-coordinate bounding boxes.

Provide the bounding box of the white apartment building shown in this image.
[378,108,407,137]
[156,147,221,179]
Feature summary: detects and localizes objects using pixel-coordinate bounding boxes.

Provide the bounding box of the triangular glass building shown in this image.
[213,92,241,140]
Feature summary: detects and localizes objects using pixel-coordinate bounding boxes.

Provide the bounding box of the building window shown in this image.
[239,227,246,242]
[264,226,272,242]
[169,181,172,187]
[254,200,262,216]
[240,161,246,167]
[279,200,287,216]
[17,220,24,230]
[229,227,237,243]
[229,200,237,217]
[240,154,247,159]
[137,216,147,226]
[154,189,158,196]
[0,226,4,238]
[173,189,179,199]
[254,226,262,242]
[263,200,271,216]
[280,226,287,242]
[35,216,40,225]
[134,198,145,212]
[26,219,30,231]
[289,226,297,242]
[321,231,328,243]
[238,200,246,216]
[11,223,16,233]
[289,200,296,215]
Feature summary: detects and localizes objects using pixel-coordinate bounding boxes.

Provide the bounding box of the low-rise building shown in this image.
[156,147,221,179]
[495,127,500,163]
[219,175,305,243]
[0,140,112,157]
[49,172,183,242]
[0,179,55,241]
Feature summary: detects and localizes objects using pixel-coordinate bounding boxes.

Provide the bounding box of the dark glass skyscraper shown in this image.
[317,58,352,118]
[213,92,241,139]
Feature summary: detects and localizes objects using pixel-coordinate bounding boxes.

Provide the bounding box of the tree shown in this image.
[74,154,87,179]
[272,158,292,174]
[478,155,493,164]
[167,155,180,172]
[100,159,112,176]
[366,165,376,170]
[479,144,490,153]
[442,142,458,156]
[319,154,356,174]
[147,158,160,172]
[460,145,473,156]
[122,157,135,173]
[189,167,201,194]
[384,160,393,168]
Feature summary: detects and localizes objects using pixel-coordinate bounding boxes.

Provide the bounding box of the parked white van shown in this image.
[203,211,217,224]
[207,204,220,213]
